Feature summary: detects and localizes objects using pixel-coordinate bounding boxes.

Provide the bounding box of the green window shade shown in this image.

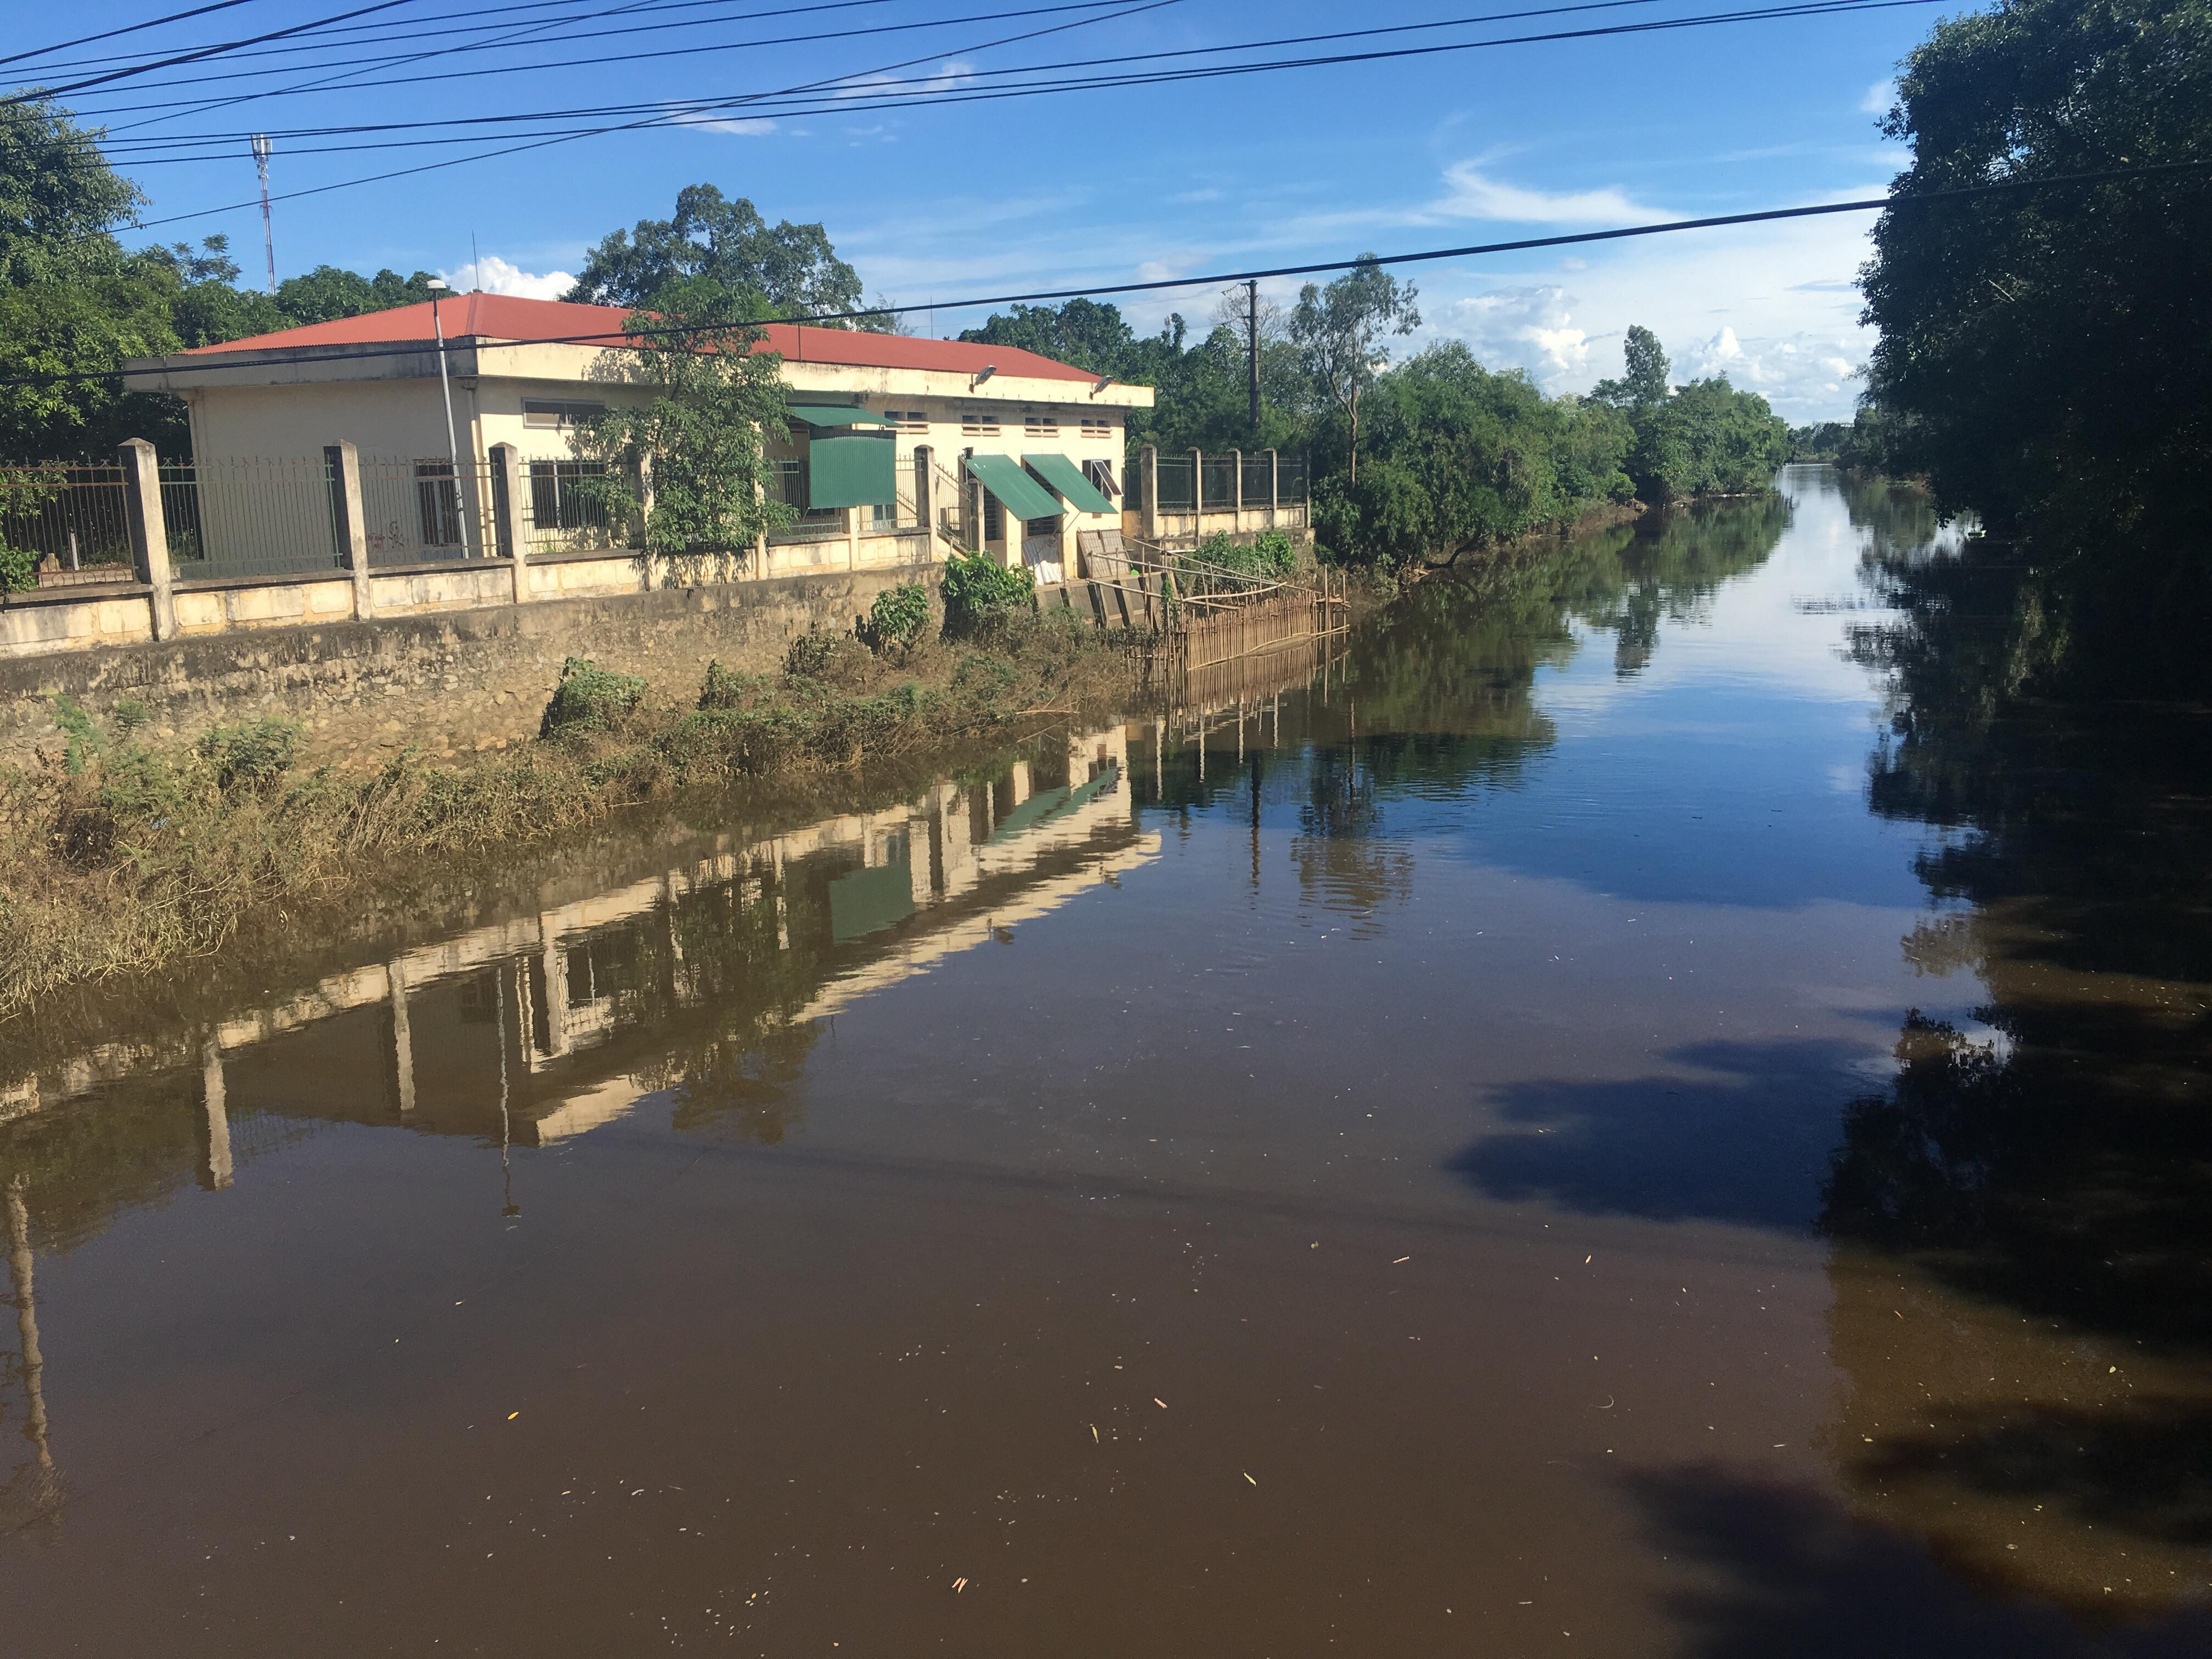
[964,452,1062,521]
[1022,452,1115,514]
[828,855,914,943]
[808,433,896,509]
[786,406,896,426]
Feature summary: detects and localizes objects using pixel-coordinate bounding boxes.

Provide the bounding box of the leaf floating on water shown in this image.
[1090,1424,1099,1443]
[1243,1472,1257,1486]
[507,1412,520,1421]
[952,1577,968,1593]
[1392,1256,1410,1265]
[1154,1398,1167,1409]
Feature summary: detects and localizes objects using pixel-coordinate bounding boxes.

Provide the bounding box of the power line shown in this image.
[20,0,708,73]
[117,0,1181,226]
[89,0,1136,126]
[81,0,970,103]
[12,160,2203,392]
[69,0,1651,109]
[0,1,276,73]
[87,0,1929,184]
[2,1,427,105]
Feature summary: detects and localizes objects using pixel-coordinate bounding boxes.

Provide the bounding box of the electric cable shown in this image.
[6,159,2202,392]
[0,1,276,73]
[80,0,1930,172]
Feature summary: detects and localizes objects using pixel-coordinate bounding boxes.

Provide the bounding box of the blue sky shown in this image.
[41,0,1948,419]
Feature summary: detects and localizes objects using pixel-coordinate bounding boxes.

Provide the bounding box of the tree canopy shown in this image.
[1859,0,2212,538]
[566,183,889,328]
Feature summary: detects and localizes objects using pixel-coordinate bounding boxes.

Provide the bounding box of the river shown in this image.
[4,465,2208,1655]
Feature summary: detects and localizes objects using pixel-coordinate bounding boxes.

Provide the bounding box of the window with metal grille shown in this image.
[522,399,607,429]
[1024,516,1059,539]
[527,459,612,532]
[883,409,929,432]
[1079,416,1111,439]
[1024,413,1059,438]
[982,493,1002,540]
[1082,458,1119,498]
[772,458,843,523]
[961,410,1000,435]
[415,460,461,548]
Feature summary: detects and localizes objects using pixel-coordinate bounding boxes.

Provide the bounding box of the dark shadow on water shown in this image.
[1448,1037,1875,1232]
[1623,1463,2212,1657]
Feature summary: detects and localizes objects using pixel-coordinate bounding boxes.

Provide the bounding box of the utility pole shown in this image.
[250,134,276,295]
[1246,279,1261,434]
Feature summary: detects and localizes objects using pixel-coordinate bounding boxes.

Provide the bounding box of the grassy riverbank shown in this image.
[0,613,1139,1023]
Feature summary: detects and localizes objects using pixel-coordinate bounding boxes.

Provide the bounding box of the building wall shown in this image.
[176,358,1135,562]
[0,563,939,770]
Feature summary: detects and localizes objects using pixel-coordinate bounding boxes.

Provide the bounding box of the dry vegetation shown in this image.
[0,609,1139,1022]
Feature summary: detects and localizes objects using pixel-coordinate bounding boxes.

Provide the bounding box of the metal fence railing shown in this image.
[1123,452,1309,515]
[0,465,144,571]
[1200,455,1237,510]
[176,458,341,579]
[1152,455,1194,511]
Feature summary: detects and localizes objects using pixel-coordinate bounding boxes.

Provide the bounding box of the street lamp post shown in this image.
[425,279,474,558]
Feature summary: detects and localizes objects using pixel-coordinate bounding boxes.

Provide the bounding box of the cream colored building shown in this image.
[122,294,1153,582]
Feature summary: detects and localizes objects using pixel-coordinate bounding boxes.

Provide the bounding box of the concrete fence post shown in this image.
[1231,447,1244,531]
[913,444,933,550]
[490,442,528,603]
[1140,445,1159,544]
[1189,447,1204,536]
[1267,448,1280,527]
[119,438,176,641]
[326,441,374,620]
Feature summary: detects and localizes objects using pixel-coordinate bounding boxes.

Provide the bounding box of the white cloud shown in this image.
[1432,162,1669,226]
[442,255,575,300]
[1859,78,1895,116]
[1411,199,1878,416]
[834,58,976,99]
[1446,286,1593,379]
[692,115,776,136]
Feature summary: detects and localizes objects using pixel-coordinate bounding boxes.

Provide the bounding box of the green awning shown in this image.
[1023,452,1116,515]
[965,453,1062,522]
[828,856,914,943]
[786,405,895,427]
[989,762,1120,844]
[809,432,895,509]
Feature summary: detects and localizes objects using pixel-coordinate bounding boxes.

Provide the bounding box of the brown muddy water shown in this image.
[4,466,2210,1656]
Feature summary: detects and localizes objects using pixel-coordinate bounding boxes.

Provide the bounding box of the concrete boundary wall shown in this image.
[1,561,939,769]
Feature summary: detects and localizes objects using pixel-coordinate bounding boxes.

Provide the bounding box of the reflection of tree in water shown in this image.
[1564,494,1793,676]
[1292,747,1411,923]
[1838,472,1948,566]
[1815,522,2212,1620]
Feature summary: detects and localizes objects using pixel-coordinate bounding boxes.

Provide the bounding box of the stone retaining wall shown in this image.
[0,562,938,769]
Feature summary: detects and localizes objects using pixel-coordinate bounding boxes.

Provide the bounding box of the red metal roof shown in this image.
[174,292,1096,382]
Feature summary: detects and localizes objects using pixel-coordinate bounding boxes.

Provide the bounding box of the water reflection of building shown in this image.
[3,723,1155,1175]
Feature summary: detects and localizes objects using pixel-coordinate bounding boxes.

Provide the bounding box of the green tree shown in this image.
[570,277,794,557]
[1591,324,1671,409]
[958,298,1136,376]
[0,99,188,458]
[1858,0,2212,536]
[1291,256,1420,482]
[566,184,888,329]
[270,264,441,326]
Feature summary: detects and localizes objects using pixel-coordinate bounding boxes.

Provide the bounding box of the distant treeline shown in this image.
[959,298,1790,569]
